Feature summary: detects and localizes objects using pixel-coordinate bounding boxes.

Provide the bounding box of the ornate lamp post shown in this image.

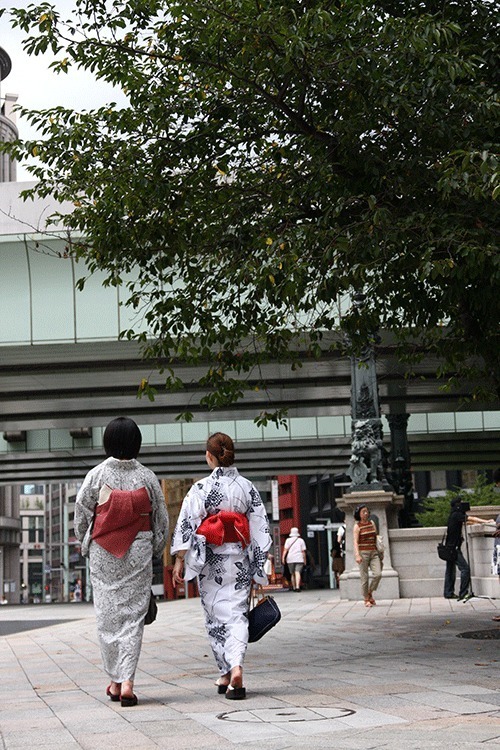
[338,293,402,600]
[345,293,391,492]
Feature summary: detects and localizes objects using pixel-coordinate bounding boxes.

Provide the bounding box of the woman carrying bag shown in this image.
[282,527,307,592]
[171,432,272,700]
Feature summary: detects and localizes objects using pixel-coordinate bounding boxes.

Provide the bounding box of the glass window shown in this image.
[319,477,332,512]
[0,240,31,343]
[455,412,483,431]
[235,420,263,441]
[29,242,75,342]
[483,411,500,430]
[118,270,151,336]
[406,414,428,433]
[430,470,447,491]
[289,417,317,438]
[317,415,348,436]
[50,430,73,450]
[461,469,478,489]
[26,431,50,451]
[74,264,120,340]
[208,420,237,437]
[155,423,182,444]
[427,413,455,432]
[137,424,155,445]
[182,422,209,444]
[262,421,288,441]
[309,477,319,514]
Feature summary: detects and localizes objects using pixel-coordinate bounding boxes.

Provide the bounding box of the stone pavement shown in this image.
[0,588,499,750]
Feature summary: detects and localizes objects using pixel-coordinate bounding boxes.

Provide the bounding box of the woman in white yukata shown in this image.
[171,432,272,700]
[75,417,169,707]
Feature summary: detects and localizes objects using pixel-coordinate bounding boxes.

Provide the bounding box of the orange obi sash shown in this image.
[197,511,250,548]
[92,487,152,558]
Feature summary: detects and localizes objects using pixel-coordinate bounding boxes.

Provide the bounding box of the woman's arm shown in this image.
[172,551,186,586]
[74,472,98,542]
[149,476,170,558]
[281,540,289,565]
[246,483,272,584]
[466,515,496,525]
[170,482,207,583]
[353,523,361,564]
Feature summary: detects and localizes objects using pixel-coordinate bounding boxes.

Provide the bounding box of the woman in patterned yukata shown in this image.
[171,432,272,700]
[75,417,169,707]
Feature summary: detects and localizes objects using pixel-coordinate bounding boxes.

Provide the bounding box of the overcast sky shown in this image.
[0,1,127,180]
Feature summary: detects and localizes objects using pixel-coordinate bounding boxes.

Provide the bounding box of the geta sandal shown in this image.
[225,685,246,700]
[120,693,138,707]
[106,684,121,702]
[215,678,229,694]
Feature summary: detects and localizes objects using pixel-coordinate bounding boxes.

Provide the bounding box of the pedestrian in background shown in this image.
[443,496,472,601]
[353,504,382,607]
[75,417,169,706]
[282,527,307,592]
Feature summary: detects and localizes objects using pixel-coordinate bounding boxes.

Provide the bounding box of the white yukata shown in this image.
[171,466,272,675]
[75,457,169,683]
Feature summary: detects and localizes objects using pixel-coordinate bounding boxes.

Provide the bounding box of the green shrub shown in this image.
[416,476,500,527]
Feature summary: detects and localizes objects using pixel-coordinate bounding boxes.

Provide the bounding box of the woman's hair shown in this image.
[206,432,235,467]
[103,417,142,460]
[353,504,368,522]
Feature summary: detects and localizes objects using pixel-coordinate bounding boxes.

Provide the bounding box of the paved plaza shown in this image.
[0,588,499,749]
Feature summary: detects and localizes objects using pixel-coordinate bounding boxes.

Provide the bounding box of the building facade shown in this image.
[19,484,45,603]
[0,485,21,603]
[0,45,18,182]
[44,482,85,602]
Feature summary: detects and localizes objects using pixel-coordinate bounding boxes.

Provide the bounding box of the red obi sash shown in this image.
[92,487,152,558]
[197,511,250,548]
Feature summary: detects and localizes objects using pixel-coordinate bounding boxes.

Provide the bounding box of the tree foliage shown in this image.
[2,0,499,419]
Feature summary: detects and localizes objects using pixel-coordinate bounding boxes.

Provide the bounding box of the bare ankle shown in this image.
[121,680,134,696]
[230,666,243,689]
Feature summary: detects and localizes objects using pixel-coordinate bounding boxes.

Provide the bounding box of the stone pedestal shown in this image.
[337,490,403,600]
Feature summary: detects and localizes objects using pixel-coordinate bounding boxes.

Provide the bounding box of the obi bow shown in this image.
[197,511,250,548]
[92,486,152,557]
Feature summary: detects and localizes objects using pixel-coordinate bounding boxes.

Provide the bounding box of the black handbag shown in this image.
[248,590,281,643]
[437,533,457,562]
[144,590,158,625]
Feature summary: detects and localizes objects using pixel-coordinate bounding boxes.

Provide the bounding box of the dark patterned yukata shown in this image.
[171,466,272,675]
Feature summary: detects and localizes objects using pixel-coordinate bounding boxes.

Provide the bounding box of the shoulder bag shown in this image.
[248,586,281,643]
[437,532,457,562]
[144,589,158,625]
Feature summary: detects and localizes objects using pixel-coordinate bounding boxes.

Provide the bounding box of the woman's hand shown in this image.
[355,554,362,564]
[172,556,185,587]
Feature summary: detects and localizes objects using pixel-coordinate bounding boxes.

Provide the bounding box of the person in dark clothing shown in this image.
[444,497,471,600]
